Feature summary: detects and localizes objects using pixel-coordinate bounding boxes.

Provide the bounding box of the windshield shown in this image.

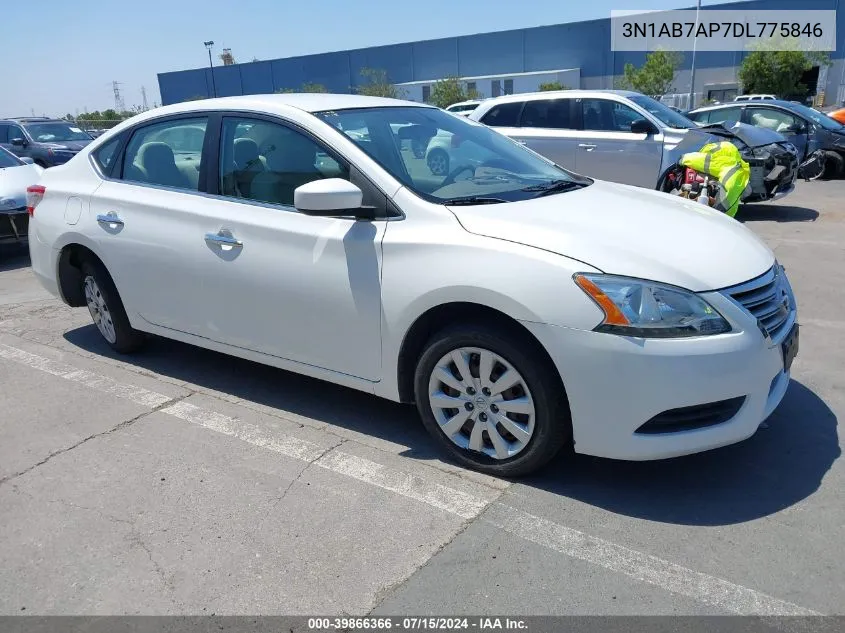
[782,103,844,131]
[628,95,696,129]
[23,122,92,142]
[0,146,24,168]
[316,106,588,204]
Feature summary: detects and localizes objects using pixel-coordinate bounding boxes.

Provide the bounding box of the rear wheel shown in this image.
[414,324,570,477]
[81,260,145,354]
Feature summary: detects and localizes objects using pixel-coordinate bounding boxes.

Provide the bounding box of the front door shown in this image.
[574,98,663,188]
[195,115,384,381]
[509,98,580,171]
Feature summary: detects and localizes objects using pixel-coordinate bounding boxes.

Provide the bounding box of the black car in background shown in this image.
[687,100,845,179]
[0,117,94,168]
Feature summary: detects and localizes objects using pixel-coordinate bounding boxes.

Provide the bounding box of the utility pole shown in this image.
[141,86,149,111]
[112,81,125,113]
[204,41,217,97]
[688,0,702,110]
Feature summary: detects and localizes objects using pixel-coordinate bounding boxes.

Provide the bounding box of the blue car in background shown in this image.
[0,117,94,168]
[687,100,845,179]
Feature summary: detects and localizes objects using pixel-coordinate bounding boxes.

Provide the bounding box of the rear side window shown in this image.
[480,102,522,127]
[120,117,208,191]
[519,99,572,129]
[92,136,122,175]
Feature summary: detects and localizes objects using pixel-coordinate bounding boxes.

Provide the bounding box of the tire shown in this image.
[427,149,449,176]
[414,323,571,477]
[822,151,844,180]
[81,259,145,354]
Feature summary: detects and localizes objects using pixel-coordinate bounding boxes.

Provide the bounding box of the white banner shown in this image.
[611,9,837,52]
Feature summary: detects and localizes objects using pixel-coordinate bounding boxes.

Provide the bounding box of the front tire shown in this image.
[81,260,145,354]
[414,324,570,477]
[822,151,844,180]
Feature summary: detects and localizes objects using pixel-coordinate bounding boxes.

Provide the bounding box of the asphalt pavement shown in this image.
[0,181,843,617]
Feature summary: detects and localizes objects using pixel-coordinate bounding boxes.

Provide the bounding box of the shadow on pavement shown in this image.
[0,244,30,272]
[738,204,819,222]
[65,326,839,525]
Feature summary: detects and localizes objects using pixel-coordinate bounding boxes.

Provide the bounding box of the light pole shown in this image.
[688,0,702,109]
[204,40,217,98]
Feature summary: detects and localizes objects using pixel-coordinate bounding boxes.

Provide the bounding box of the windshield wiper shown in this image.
[521,179,587,197]
[441,196,508,205]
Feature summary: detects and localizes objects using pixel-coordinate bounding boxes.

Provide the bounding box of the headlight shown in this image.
[574,274,731,338]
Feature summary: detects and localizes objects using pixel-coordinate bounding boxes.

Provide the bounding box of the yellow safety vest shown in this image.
[679,142,751,218]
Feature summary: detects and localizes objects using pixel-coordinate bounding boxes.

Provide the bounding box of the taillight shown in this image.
[26,185,45,216]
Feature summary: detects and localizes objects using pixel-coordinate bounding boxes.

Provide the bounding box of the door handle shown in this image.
[205,229,243,249]
[96,212,124,227]
[578,143,597,150]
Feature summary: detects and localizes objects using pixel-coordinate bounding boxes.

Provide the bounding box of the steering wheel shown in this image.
[439,164,477,188]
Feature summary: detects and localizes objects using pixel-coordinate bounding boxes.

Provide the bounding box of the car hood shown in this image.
[42,140,92,151]
[0,163,42,210]
[448,180,774,292]
[696,121,786,148]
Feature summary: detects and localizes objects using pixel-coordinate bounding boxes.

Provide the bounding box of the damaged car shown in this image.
[467,90,798,206]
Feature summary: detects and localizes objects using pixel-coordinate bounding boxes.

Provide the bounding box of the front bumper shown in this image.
[521,278,796,461]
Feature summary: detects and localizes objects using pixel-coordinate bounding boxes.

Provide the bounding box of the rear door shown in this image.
[89,113,214,334]
[574,98,662,187]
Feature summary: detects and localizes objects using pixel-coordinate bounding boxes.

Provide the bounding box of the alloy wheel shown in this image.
[84,275,117,344]
[427,347,536,460]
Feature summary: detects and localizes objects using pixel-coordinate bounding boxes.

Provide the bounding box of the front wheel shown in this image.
[414,324,570,477]
[81,260,145,354]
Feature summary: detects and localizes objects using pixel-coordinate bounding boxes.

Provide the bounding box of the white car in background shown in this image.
[445,100,484,116]
[28,94,798,476]
[0,147,43,246]
[734,94,776,102]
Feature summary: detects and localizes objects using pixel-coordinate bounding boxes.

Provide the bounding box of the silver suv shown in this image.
[468,90,797,202]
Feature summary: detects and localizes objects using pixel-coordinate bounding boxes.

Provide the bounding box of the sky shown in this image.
[3,0,739,117]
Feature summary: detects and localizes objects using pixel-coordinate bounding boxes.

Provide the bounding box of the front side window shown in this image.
[9,126,26,142]
[317,106,588,204]
[747,108,800,133]
[121,117,208,190]
[519,99,572,129]
[0,125,8,143]
[702,106,743,126]
[219,117,348,206]
[22,122,90,142]
[580,99,646,132]
[480,102,522,127]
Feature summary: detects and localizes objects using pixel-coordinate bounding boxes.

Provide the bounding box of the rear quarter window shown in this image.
[92,136,122,175]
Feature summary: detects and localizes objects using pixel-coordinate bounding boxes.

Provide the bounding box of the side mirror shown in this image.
[10,137,26,147]
[20,157,35,165]
[294,179,368,218]
[631,119,658,135]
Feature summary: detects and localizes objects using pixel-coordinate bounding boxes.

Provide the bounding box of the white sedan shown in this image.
[1,147,43,246]
[28,94,798,476]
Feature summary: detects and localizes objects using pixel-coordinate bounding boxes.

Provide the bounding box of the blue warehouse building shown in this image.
[158,0,845,109]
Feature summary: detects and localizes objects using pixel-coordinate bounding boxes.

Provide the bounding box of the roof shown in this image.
[478,89,642,105]
[690,100,804,112]
[0,117,60,123]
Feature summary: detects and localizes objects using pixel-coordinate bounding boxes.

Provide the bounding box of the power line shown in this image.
[112,81,125,113]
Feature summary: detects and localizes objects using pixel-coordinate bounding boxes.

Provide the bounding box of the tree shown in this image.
[428,77,465,108]
[276,82,329,94]
[616,50,681,96]
[538,81,570,91]
[355,68,404,99]
[738,47,831,99]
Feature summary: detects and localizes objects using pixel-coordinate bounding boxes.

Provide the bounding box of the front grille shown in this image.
[723,265,795,342]
[635,397,746,434]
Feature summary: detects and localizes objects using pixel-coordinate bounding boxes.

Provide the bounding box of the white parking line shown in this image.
[0,342,822,615]
[484,503,821,616]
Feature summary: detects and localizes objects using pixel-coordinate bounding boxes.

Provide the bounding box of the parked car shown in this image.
[468,90,798,202]
[687,100,845,179]
[0,147,43,246]
[28,94,798,476]
[734,95,776,102]
[445,100,484,117]
[0,117,94,168]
